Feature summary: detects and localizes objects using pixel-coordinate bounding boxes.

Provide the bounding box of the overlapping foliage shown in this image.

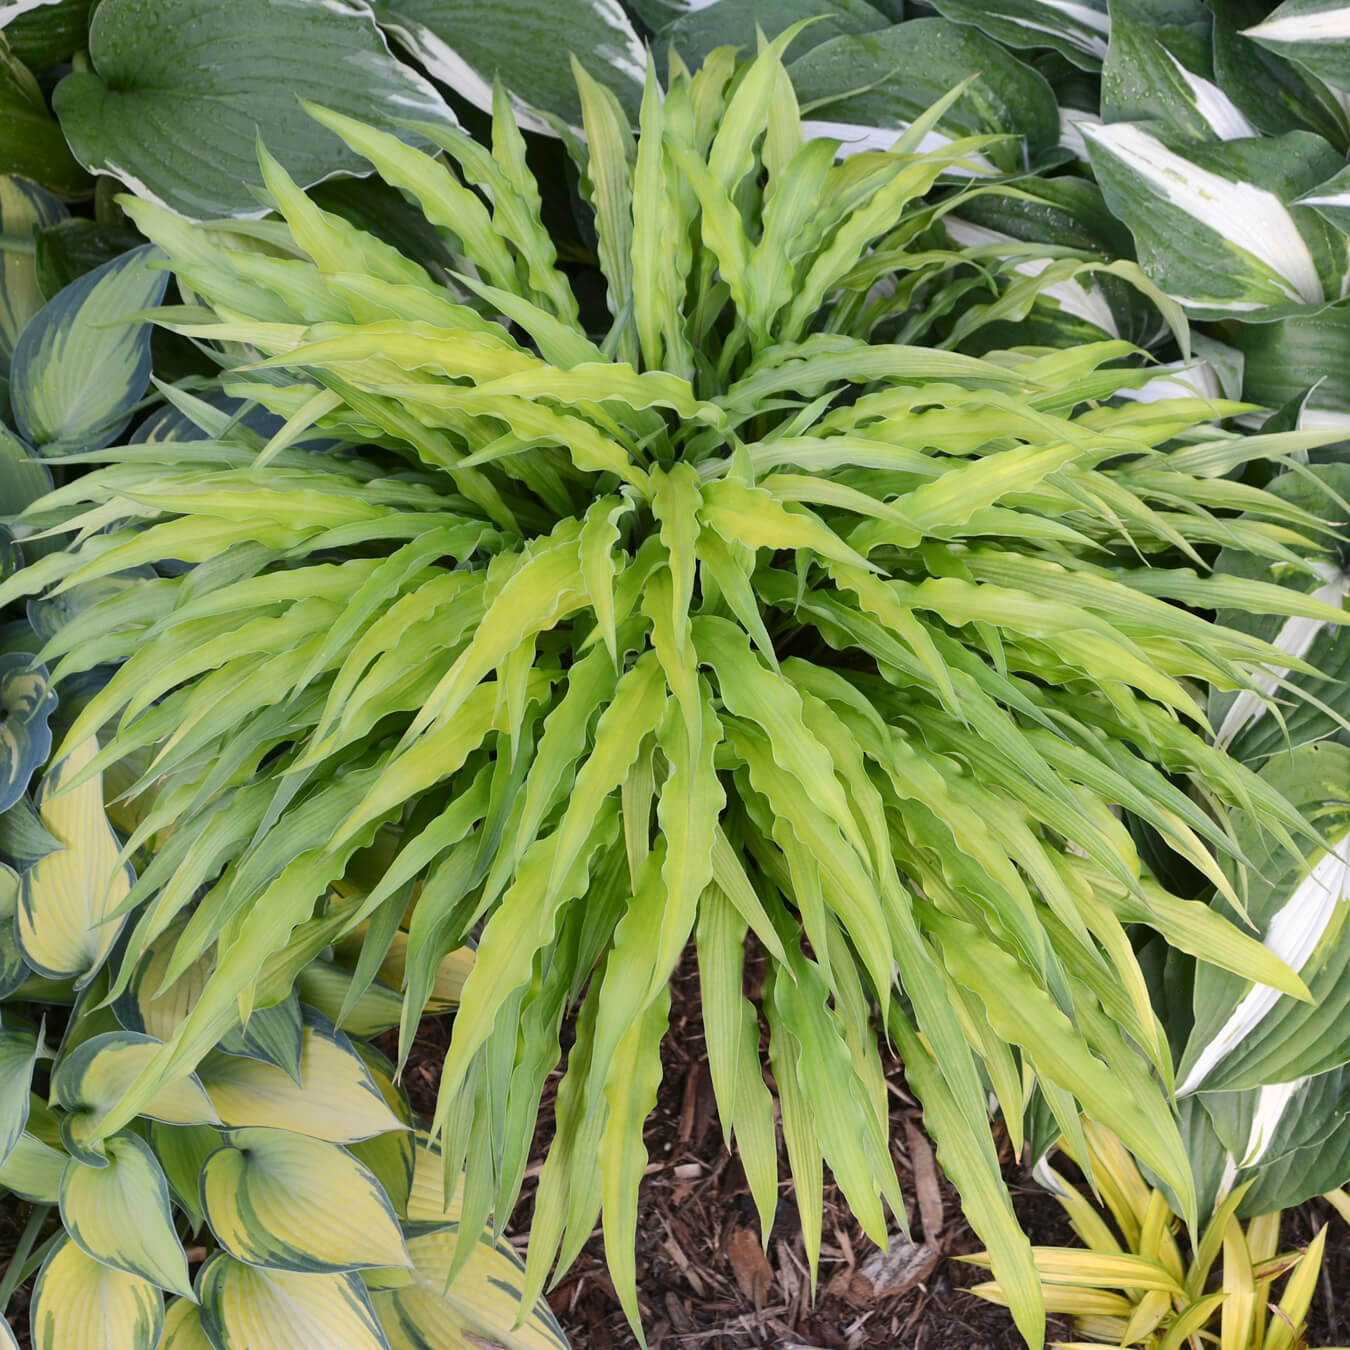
[5,31,1350,1344]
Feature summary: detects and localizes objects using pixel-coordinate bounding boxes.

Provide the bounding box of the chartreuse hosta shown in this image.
[969,1120,1350,1350]
[6,35,1350,1349]
[0,747,563,1348]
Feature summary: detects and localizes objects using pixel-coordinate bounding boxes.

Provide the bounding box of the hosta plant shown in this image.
[968,1120,1350,1350]
[1,736,563,1349]
[6,35,1349,1346]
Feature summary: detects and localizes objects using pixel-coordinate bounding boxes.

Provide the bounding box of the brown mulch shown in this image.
[5,955,1350,1349]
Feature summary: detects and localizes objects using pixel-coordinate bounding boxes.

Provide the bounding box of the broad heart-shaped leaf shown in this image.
[929,0,1110,68]
[373,0,644,131]
[51,1031,221,1164]
[0,651,54,816]
[373,1226,571,1350]
[52,0,456,220]
[1234,1097,1350,1215]
[1083,122,1350,319]
[0,861,30,997]
[0,1014,38,1164]
[5,0,97,71]
[0,176,66,389]
[197,1254,391,1350]
[1231,294,1350,415]
[201,1127,410,1272]
[197,1008,403,1143]
[30,1234,165,1350]
[9,245,167,456]
[1243,0,1350,91]
[1179,743,1350,1096]
[59,1130,193,1297]
[16,735,132,985]
[787,19,1060,172]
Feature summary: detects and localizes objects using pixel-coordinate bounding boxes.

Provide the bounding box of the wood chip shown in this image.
[904,1117,944,1243]
[851,1235,941,1302]
[727,1226,777,1307]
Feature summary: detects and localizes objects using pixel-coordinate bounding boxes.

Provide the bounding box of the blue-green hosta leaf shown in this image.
[17,735,132,984]
[27,566,157,646]
[9,245,168,456]
[1242,0,1350,91]
[1084,122,1350,318]
[1234,1099,1350,1214]
[929,0,1110,69]
[0,861,29,996]
[656,0,888,70]
[0,1014,39,1164]
[1179,743,1350,1095]
[1230,298,1350,416]
[30,1235,164,1350]
[0,651,54,815]
[0,44,91,197]
[0,425,55,556]
[148,1121,224,1233]
[372,1225,571,1350]
[216,994,305,1080]
[59,1130,193,1297]
[0,176,65,390]
[201,1127,410,1273]
[198,1253,391,1350]
[51,0,456,220]
[1101,0,1261,141]
[1202,1064,1350,1177]
[787,19,1060,172]
[373,0,644,132]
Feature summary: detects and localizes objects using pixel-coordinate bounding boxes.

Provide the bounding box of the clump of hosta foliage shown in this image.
[6,34,1349,1346]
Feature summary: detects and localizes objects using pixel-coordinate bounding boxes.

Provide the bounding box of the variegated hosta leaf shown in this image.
[0,1013,38,1163]
[17,44,1350,1350]
[197,1253,391,1350]
[0,1126,66,1202]
[30,1234,164,1350]
[9,244,168,456]
[52,0,457,220]
[0,423,55,560]
[348,1042,415,1220]
[161,1298,216,1350]
[295,960,404,1036]
[1083,121,1350,318]
[930,0,1110,68]
[51,1030,220,1163]
[149,1120,224,1233]
[201,1127,410,1272]
[1180,743,1350,1096]
[374,0,644,131]
[197,1009,403,1142]
[1243,0,1350,91]
[16,735,132,984]
[0,861,29,997]
[0,651,55,816]
[216,994,305,1079]
[59,1129,193,1297]
[374,1226,570,1350]
[0,175,65,378]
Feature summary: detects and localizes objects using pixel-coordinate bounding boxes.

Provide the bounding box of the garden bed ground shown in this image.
[3,954,1349,1348]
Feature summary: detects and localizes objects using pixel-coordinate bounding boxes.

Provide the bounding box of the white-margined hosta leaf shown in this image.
[9,245,168,456]
[16,735,130,984]
[202,1127,410,1272]
[930,0,1110,68]
[30,1234,164,1350]
[13,43,1350,1349]
[1179,743,1350,1096]
[59,1129,193,1297]
[197,1253,391,1350]
[373,0,644,131]
[51,0,458,220]
[1083,122,1350,318]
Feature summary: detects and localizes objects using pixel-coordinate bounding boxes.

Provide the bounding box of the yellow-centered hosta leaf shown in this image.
[31,1234,164,1350]
[201,1127,410,1273]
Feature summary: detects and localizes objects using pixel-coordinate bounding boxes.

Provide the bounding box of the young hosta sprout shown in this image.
[9,33,1349,1349]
